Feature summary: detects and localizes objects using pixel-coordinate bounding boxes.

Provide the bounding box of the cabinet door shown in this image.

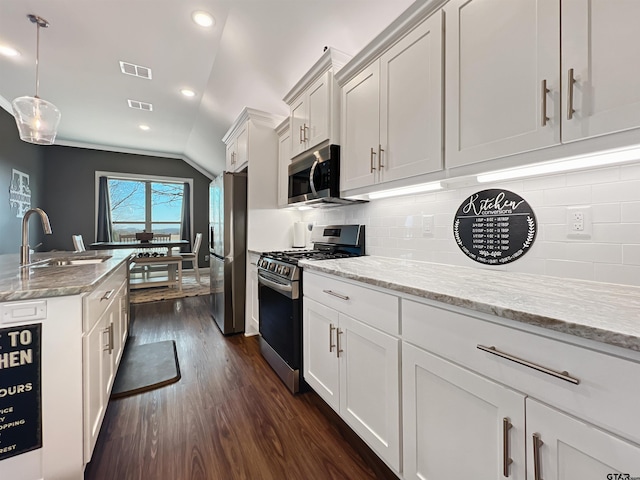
[341,62,380,191]
[562,0,640,143]
[402,343,526,480]
[303,297,340,412]
[379,11,443,183]
[277,125,291,207]
[83,310,114,462]
[445,0,560,168]
[526,399,640,480]
[225,140,236,172]
[235,123,249,171]
[307,71,331,150]
[290,96,307,158]
[339,314,401,471]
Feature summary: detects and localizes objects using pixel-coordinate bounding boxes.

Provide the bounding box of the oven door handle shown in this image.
[309,159,319,197]
[258,273,294,297]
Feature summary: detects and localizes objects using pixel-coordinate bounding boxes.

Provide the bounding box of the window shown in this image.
[107,177,185,240]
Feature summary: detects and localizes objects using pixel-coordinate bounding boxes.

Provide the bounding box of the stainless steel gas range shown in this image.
[257,224,365,393]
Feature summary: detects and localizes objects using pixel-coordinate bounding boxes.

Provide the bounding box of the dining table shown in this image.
[89,239,189,254]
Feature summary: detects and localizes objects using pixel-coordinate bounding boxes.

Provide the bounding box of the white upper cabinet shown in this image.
[561,0,640,143]
[446,0,640,169]
[225,122,248,172]
[284,48,351,160]
[445,0,560,168]
[340,10,444,191]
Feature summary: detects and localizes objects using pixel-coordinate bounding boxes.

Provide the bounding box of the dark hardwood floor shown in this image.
[84,296,382,480]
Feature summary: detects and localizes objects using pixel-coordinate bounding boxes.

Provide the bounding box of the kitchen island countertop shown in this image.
[300,256,640,352]
[0,249,133,302]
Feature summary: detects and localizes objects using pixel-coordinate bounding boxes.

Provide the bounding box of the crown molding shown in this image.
[222,107,284,143]
[282,47,352,104]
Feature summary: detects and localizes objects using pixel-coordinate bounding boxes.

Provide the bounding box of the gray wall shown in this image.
[0,108,212,267]
[0,108,46,254]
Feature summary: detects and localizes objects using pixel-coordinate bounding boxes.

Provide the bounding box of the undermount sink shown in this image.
[32,255,112,267]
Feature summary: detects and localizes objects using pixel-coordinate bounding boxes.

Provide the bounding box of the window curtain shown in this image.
[96,176,113,242]
[180,182,192,252]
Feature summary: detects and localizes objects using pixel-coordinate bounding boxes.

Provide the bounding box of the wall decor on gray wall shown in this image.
[0,109,45,255]
[9,169,31,217]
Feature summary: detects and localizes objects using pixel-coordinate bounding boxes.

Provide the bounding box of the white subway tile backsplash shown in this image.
[543,185,592,205]
[623,244,640,265]
[302,166,640,287]
[591,203,621,223]
[545,259,594,281]
[594,264,640,287]
[593,180,640,203]
[621,202,640,222]
[564,243,622,264]
[565,166,620,186]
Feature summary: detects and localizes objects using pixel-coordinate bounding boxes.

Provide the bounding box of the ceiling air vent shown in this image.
[127,99,153,111]
[119,61,152,79]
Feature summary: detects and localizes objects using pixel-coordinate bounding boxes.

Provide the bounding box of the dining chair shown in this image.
[72,234,86,252]
[153,233,171,241]
[119,233,137,242]
[180,232,202,282]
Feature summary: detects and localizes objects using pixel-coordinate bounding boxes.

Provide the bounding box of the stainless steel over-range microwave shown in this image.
[287,144,364,207]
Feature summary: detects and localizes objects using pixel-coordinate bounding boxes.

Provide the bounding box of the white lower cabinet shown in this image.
[303,294,401,472]
[526,399,640,480]
[402,343,526,480]
[303,270,640,480]
[82,262,129,463]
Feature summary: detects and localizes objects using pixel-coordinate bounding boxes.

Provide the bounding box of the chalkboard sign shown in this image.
[453,189,537,265]
[0,324,42,461]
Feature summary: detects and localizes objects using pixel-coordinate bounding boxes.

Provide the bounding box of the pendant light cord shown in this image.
[35,21,40,98]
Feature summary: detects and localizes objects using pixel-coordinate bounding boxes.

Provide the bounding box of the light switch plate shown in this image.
[422,214,435,236]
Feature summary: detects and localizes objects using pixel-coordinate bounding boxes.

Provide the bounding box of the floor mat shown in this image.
[111,340,181,399]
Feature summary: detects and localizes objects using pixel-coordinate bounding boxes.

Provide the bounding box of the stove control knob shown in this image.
[282,266,291,276]
[257,259,264,268]
[268,263,276,271]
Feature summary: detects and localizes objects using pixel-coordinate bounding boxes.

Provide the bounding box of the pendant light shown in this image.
[12,14,61,145]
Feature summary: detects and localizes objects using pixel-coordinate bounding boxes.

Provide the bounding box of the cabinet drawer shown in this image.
[304,271,399,335]
[83,262,127,332]
[402,298,640,445]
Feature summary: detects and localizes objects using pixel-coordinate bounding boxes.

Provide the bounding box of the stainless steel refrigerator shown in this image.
[209,171,247,334]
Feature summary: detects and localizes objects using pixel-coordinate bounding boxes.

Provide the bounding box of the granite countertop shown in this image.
[299,256,640,352]
[0,250,134,302]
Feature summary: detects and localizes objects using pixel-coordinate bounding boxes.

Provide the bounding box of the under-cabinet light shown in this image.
[476,145,640,183]
[368,181,443,200]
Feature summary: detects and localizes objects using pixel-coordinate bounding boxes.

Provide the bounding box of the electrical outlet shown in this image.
[204,254,210,262]
[566,206,592,238]
[422,214,434,236]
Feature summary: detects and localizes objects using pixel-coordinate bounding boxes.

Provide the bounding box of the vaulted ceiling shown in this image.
[0,0,415,177]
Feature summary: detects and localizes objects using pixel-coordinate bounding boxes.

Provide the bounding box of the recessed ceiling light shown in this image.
[192,11,214,27]
[180,89,196,98]
[139,124,150,131]
[0,45,20,57]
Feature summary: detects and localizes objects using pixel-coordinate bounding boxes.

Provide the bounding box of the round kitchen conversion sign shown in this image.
[453,189,537,265]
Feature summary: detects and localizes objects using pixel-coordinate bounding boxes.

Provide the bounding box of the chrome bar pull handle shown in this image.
[323,289,350,301]
[336,328,344,358]
[101,289,115,301]
[329,323,336,352]
[532,433,544,480]
[541,79,550,127]
[477,345,579,385]
[567,68,575,120]
[370,147,377,172]
[109,322,114,354]
[303,123,309,142]
[378,144,384,169]
[503,417,513,477]
[299,125,304,144]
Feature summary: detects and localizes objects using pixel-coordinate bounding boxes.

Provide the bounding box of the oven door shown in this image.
[258,272,301,369]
